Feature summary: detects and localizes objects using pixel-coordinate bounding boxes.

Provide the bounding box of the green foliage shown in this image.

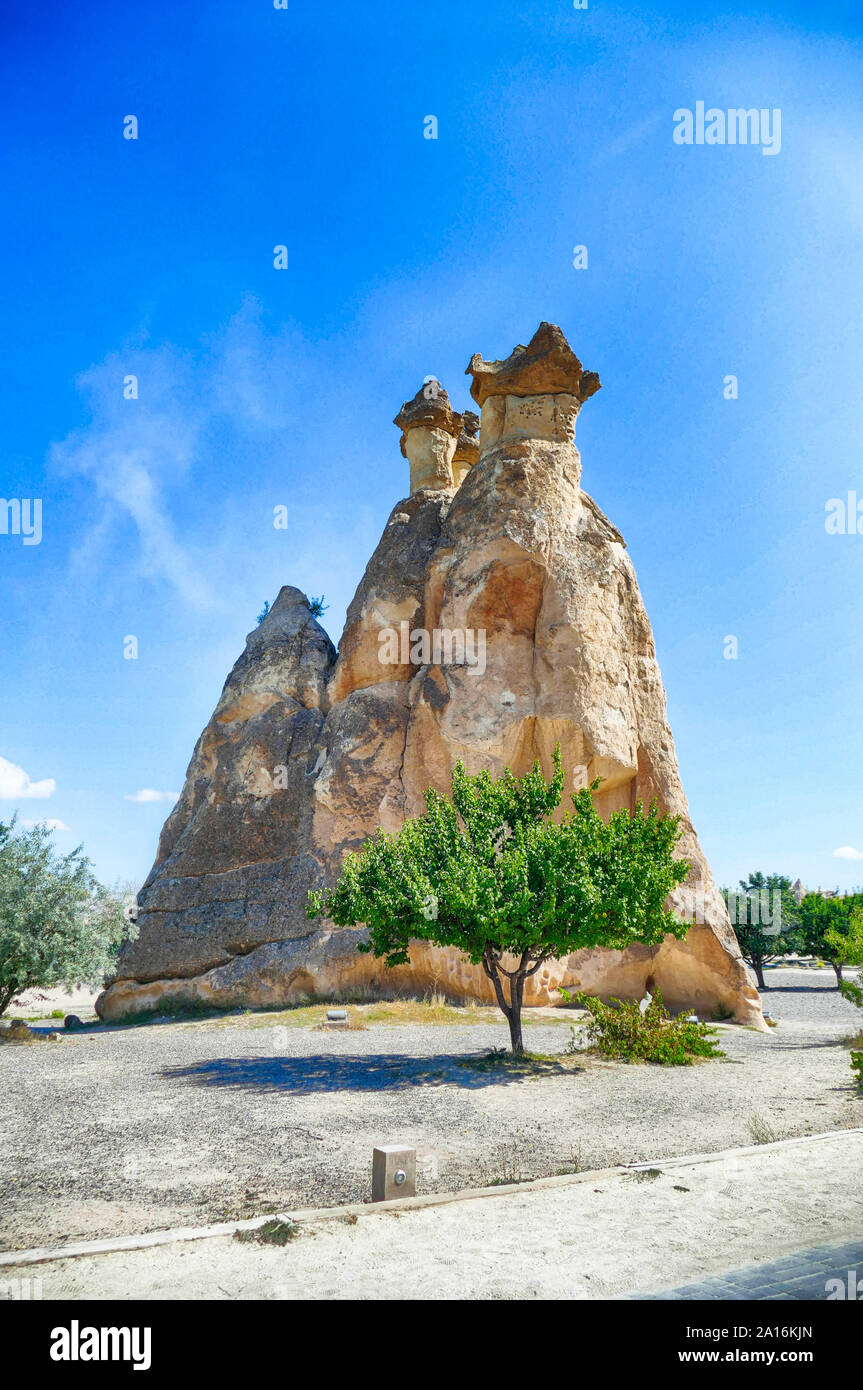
[308,595,328,617]
[851,1050,863,1092]
[234,1218,299,1246]
[563,987,725,1066]
[827,908,863,1008]
[0,818,135,1015]
[308,747,691,1052]
[798,891,863,978]
[256,600,271,625]
[724,872,802,985]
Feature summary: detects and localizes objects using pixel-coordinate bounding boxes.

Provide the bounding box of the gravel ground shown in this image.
[2,967,862,1252]
[11,1132,863,1301]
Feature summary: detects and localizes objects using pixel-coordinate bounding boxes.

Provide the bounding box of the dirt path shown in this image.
[7,1131,862,1300]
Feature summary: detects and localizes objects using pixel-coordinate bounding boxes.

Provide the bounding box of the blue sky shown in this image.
[1,0,861,893]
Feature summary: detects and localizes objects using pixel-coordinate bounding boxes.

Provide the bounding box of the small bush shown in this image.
[0,1020,39,1045]
[747,1114,778,1145]
[564,988,724,1065]
[234,1218,299,1246]
[851,1050,863,1092]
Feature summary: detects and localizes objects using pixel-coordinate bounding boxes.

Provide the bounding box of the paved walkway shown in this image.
[633,1237,863,1300]
[3,1131,862,1300]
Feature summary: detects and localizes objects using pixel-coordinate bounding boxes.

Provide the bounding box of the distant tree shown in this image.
[825,907,863,1009]
[256,600,271,625]
[307,748,691,1054]
[798,890,863,987]
[725,872,801,990]
[0,819,134,1016]
[309,596,328,618]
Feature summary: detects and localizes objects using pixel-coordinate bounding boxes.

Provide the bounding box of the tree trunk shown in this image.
[508,969,526,1055]
[482,948,525,1055]
[833,960,844,986]
[506,1006,524,1055]
[752,956,766,991]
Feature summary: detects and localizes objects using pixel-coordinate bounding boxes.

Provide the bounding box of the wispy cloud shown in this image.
[50,339,213,610]
[48,301,322,613]
[0,756,55,799]
[593,111,664,165]
[21,817,70,831]
[124,789,179,804]
[833,845,863,861]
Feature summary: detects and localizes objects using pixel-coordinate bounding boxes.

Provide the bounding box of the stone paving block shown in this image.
[629,1234,863,1301]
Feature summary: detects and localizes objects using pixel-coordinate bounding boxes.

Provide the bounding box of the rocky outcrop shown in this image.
[394,382,463,493]
[98,323,764,1029]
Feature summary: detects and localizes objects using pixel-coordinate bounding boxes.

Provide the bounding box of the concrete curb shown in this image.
[2,1127,861,1270]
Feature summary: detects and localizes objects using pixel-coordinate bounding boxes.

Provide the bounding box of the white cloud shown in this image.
[832,845,863,861]
[48,302,323,614]
[50,343,213,611]
[0,756,56,800]
[124,789,179,804]
[21,818,70,832]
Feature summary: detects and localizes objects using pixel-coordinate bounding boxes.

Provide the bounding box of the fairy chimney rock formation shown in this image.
[394,380,463,493]
[452,410,480,487]
[467,320,602,461]
[97,322,765,1031]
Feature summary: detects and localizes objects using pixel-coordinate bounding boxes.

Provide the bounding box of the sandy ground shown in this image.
[2,967,862,1255]
[6,1131,863,1300]
[6,984,99,1021]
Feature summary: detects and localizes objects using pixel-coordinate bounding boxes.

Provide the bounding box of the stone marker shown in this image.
[64,1014,84,1030]
[372,1145,417,1202]
[322,1008,348,1029]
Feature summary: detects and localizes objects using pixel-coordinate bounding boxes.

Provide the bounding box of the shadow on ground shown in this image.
[162,1052,582,1094]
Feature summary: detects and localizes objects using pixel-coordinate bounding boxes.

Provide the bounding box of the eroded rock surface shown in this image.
[98,324,763,1029]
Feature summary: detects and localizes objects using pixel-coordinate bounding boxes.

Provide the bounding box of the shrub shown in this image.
[851,1050,863,1092]
[563,987,724,1065]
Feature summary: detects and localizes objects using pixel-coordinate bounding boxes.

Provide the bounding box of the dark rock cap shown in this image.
[394,381,463,444]
[466,322,601,407]
[453,410,481,466]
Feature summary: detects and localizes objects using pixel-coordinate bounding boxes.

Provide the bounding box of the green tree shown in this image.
[0,818,134,1016]
[725,872,801,990]
[798,890,863,987]
[307,749,691,1054]
[826,907,863,1010]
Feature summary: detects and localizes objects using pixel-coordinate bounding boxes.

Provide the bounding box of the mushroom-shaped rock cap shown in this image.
[466,322,601,407]
[394,382,463,441]
[453,409,480,467]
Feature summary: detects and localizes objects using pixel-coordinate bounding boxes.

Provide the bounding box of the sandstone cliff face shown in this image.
[98,323,764,1029]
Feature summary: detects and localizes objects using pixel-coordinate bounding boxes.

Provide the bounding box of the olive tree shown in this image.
[307,749,691,1054]
[0,818,133,1016]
